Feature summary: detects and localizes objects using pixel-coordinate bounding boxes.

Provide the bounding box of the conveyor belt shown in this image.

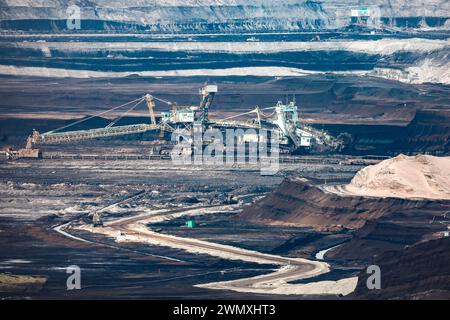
[37,123,159,144]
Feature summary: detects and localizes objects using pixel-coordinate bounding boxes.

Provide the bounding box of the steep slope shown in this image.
[351,237,450,299]
[0,0,449,32]
[238,177,435,231]
[239,154,450,231]
[325,213,448,261]
[372,51,450,85]
[317,110,450,155]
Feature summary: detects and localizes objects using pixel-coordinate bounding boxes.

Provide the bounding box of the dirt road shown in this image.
[61,195,356,296]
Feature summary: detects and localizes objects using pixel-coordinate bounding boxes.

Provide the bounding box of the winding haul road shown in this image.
[57,193,357,296]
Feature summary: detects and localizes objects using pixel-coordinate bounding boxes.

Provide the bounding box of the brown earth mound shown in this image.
[238,177,437,231]
[351,237,450,300]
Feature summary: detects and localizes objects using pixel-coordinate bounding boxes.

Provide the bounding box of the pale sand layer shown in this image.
[197,272,358,296]
[325,154,450,200]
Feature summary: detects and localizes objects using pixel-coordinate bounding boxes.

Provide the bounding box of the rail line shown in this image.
[36,152,386,165]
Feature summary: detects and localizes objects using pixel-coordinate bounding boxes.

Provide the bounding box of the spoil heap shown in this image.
[330,154,450,200]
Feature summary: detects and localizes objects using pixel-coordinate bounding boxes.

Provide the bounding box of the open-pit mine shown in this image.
[1,83,449,299]
[1,0,450,303]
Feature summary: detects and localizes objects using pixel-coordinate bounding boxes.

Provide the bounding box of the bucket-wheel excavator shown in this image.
[12,85,347,159]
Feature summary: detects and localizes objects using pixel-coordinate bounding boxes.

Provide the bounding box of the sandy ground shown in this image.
[324,154,450,200]
[11,38,450,55]
[197,271,358,296]
[0,65,329,78]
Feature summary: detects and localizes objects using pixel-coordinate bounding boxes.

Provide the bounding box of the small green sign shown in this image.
[186,220,195,228]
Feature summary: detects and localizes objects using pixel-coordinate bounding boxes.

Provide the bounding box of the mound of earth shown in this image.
[238,177,436,231]
[326,154,450,200]
[351,237,450,300]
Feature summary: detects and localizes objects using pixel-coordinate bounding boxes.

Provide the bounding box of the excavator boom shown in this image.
[145,94,157,126]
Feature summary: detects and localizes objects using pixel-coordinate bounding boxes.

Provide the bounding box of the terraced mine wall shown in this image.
[314,110,450,156]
